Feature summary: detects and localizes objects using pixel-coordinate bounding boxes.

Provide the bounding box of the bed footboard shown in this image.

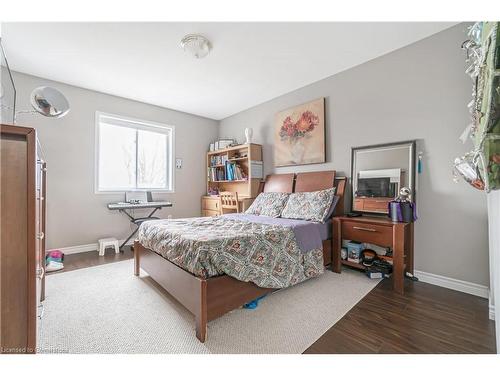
[134,241,208,341]
[134,240,274,342]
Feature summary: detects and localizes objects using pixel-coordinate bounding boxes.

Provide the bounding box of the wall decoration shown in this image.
[455,22,500,191]
[274,97,325,167]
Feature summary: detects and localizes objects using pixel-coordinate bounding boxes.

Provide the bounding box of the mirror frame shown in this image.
[350,140,416,215]
[30,86,70,118]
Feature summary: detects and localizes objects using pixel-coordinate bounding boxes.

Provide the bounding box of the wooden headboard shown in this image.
[260,170,346,216]
[262,173,295,193]
[295,171,335,192]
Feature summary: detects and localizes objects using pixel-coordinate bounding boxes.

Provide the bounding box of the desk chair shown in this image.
[219,192,239,215]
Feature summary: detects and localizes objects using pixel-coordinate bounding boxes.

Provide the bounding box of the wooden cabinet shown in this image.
[1,124,46,354]
[332,216,414,294]
[201,196,254,216]
[202,196,220,215]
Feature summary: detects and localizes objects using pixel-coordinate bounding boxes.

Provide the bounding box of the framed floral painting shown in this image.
[274,98,325,167]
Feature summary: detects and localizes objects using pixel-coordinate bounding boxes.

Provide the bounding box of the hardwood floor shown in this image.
[305,275,496,354]
[46,246,134,274]
[49,251,496,354]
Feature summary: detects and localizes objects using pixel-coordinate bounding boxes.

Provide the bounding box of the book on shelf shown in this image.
[208,161,246,182]
[207,166,226,181]
[225,161,245,181]
[225,162,232,181]
[234,164,244,180]
[209,154,229,166]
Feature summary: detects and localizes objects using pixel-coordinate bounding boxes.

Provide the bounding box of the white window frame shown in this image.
[95,111,175,194]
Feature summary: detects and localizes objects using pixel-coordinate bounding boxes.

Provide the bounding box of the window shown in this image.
[95,112,174,192]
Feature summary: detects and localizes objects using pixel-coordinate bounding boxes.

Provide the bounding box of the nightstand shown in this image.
[332,216,414,294]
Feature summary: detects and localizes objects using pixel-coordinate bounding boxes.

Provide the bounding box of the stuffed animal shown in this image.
[396,187,412,202]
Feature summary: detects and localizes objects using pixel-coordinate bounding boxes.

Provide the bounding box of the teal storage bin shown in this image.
[346,241,363,263]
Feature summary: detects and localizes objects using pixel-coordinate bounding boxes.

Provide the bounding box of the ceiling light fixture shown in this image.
[180,34,211,59]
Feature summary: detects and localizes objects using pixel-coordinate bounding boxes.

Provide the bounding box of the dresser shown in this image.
[332,216,414,294]
[1,124,46,354]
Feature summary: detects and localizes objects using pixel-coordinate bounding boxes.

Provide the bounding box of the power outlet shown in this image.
[175,158,182,169]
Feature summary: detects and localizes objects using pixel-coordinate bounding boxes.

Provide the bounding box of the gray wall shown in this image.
[219,24,489,286]
[11,71,218,249]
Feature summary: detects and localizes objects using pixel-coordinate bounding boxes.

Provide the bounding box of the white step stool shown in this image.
[98,237,119,256]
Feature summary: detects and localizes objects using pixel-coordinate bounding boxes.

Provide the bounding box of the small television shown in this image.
[356,177,396,198]
[355,168,403,199]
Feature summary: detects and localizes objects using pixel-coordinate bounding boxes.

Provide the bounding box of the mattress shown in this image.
[138,215,325,289]
[222,213,331,253]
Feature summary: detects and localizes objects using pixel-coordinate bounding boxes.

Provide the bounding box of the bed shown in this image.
[133,171,346,342]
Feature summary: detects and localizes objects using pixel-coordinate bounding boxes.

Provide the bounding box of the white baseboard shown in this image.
[414,270,489,299]
[51,243,98,255]
[48,238,135,255]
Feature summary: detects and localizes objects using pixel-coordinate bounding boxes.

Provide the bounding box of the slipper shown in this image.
[46,261,64,272]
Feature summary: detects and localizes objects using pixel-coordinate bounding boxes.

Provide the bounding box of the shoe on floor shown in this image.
[46,261,64,272]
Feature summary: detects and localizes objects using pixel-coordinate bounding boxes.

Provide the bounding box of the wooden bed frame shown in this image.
[134,171,346,342]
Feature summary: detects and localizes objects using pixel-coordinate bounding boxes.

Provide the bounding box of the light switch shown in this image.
[175,158,182,169]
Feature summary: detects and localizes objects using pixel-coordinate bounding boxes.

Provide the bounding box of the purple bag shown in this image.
[388,201,417,223]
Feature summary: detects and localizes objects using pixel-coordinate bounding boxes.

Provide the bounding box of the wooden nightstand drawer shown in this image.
[202,197,219,211]
[341,221,392,247]
[202,209,219,217]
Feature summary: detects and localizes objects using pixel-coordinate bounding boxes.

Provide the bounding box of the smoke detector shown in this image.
[180,34,211,59]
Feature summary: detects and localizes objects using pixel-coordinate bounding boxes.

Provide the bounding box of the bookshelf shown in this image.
[202,143,263,216]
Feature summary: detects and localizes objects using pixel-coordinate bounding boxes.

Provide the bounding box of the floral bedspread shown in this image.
[137,216,324,289]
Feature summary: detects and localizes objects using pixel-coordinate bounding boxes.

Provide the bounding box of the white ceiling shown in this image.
[2,22,455,120]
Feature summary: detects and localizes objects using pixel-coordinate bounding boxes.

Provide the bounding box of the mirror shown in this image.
[30,86,70,118]
[351,141,416,214]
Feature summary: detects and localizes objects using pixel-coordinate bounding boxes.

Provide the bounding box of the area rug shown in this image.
[39,259,379,354]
